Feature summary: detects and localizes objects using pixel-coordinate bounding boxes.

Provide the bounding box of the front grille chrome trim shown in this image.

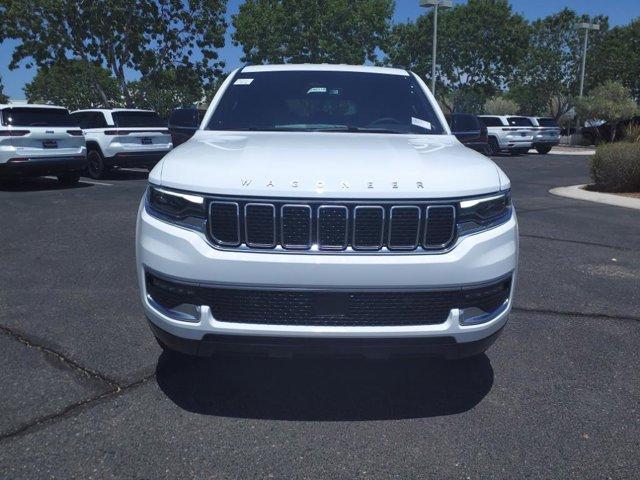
[244,203,276,248]
[280,204,312,250]
[352,206,385,250]
[424,205,456,249]
[205,195,465,255]
[388,205,421,250]
[317,205,349,250]
[208,201,240,246]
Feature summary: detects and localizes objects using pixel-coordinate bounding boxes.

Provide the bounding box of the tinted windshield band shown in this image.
[206,71,444,135]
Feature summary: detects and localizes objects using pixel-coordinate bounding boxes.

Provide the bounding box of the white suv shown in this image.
[136,65,518,359]
[0,104,86,185]
[527,117,561,154]
[70,109,172,179]
[479,115,535,156]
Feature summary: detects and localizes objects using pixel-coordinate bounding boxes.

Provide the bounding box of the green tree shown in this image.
[576,81,639,142]
[484,96,519,115]
[509,9,608,117]
[24,60,119,110]
[232,0,393,64]
[590,18,640,103]
[0,0,227,106]
[129,68,205,119]
[0,76,8,103]
[386,0,529,110]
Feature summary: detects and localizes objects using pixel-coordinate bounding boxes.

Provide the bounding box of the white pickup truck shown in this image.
[70,109,172,179]
[0,104,86,185]
[136,65,518,360]
[479,115,535,156]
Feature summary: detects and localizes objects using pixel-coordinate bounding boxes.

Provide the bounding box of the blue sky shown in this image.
[2,0,639,98]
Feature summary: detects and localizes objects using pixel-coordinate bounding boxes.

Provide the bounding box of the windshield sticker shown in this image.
[411,117,432,130]
[307,87,327,94]
[234,78,254,86]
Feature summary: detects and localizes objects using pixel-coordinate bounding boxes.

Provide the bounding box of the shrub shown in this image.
[590,142,640,192]
[624,123,640,144]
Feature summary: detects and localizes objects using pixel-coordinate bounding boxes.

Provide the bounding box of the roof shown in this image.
[0,103,67,110]
[241,64,409,76]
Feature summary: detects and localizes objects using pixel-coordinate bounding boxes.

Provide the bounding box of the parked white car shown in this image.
[70,109,172,179]
[0,104,86,185]
[137,64,518,360]
[527,117,560,154]
[478,115,535,156]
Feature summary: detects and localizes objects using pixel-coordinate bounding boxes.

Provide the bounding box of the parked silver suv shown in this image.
[527,117,560,154]
[479,115,534,156]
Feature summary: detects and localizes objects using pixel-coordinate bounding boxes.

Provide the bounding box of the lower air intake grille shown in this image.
[146,273,511,327]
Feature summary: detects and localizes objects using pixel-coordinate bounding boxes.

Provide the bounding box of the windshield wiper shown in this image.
[309,125,402,134]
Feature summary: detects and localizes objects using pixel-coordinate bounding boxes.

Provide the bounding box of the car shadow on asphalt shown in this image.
[93,168,149,181]
[155,353,493,421]
[0,177,94,192]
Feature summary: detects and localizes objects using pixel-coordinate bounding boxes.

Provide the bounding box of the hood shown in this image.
[153,131,505,199]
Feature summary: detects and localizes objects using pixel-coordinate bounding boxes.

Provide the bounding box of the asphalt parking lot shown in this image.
[0,153,639,479]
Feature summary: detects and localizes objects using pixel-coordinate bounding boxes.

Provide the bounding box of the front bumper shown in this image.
[137,202,518,353]
[105,150,170,168]
[0,155,87,178]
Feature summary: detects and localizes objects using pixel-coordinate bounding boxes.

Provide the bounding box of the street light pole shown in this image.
[574,22,600,143]
[577,22,599,99]
[420,0,452,95]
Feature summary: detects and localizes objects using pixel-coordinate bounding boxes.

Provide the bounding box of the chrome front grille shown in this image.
[207,197,457,253]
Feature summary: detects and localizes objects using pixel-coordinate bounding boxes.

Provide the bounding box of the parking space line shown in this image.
[80,179,114,186]
[43,176,114,186]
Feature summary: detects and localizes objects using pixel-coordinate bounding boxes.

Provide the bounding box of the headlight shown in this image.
[457,191,512,236]
[146,185,207,231]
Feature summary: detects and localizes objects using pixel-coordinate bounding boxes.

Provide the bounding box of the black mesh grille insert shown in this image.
[206,197,459,252]
[318,206,348,249]
[245,204,275,247]
[209,202,239,245]
[146,273,511,327]
[281,205,311,248]
[353,207,384,249]
[388,206,420,249]
[425,206,455,247]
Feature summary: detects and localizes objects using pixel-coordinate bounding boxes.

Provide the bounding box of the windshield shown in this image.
[112,111,165,128]
[537,118,558,127]
[207,70,445,135]
[1,107,76,127]
[507,117,534,127]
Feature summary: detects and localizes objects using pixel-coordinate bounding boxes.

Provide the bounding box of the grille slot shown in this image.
[424,206,456,248]
[244,203,276,248]
[206,197,458,253]
[281,205,312,249]
[388,206,421,250]
[353,206,384,250]
[318,206,348,250]
[209,202,240,246]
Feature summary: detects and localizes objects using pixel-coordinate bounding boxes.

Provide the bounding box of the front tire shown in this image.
[87,149,106,179]
[536,146,552,154]
[487,137,500,156]
[57,172,81,186]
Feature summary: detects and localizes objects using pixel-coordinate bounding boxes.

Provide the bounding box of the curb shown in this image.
[549,148,595,156]
[549,185,640,210]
